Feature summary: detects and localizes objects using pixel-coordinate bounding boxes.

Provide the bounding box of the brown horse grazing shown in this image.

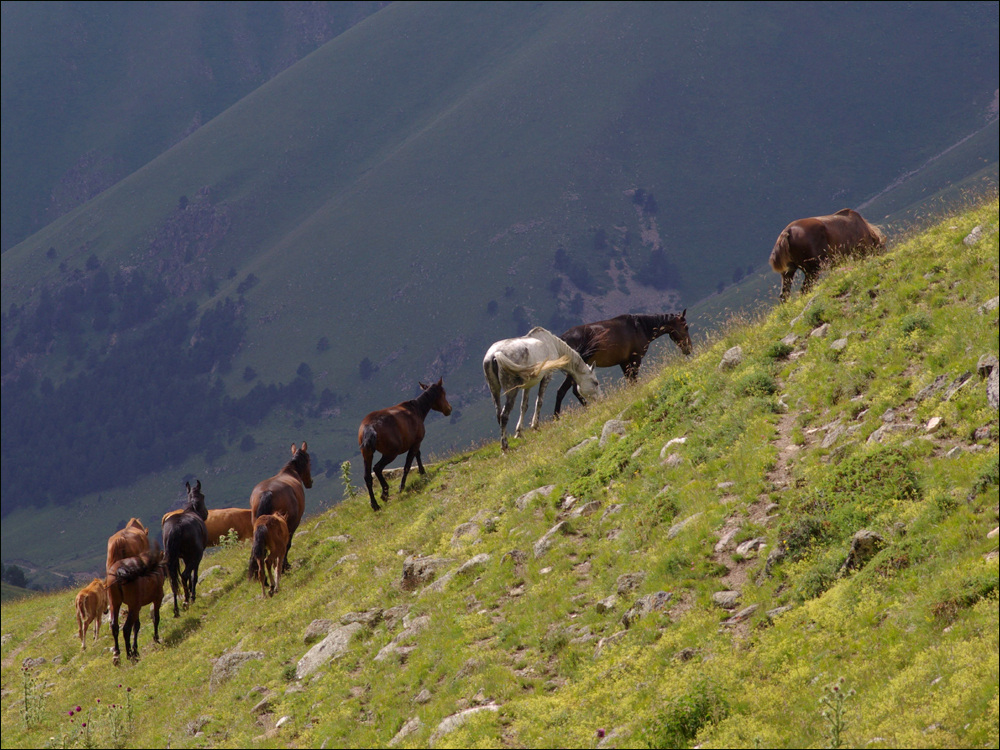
[250,443,312,571]
[74,578,108,650]
[107,544,165,664]
[358,379,452,512]
[105,518,150,585]
[248,514,290,598]
[554,311,692,415]
[769,208,886,301]
[162,480,209,617]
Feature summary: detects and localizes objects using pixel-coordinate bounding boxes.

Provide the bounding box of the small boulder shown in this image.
[712,591,741,609]
[515,485,556,511]
[401,555,455,591]
[389,717,424,746]
[566,437,598,456]
[210,651,264,693]
[340,609,383,628]
[667,513,702,540]
[719,346,743,370]
[456,553,491,576]
[303,619,333,643]
[600,419,630,446]
[616,572,647,596]
[621,591,672,628]
[296,624,363,679]
[533,521,570,558]
[841,529,885,574]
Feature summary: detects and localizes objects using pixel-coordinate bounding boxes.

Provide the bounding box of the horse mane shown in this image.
[282,447,310,478]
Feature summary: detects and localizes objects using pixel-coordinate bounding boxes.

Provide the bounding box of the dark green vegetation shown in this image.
[2,3,998,578]
[1,200,996,748]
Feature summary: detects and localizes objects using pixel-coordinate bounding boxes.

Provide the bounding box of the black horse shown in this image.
[162,480,209,617]
[554,311,692,415]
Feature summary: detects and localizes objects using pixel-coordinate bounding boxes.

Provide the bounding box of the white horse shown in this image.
[483,326,601,450]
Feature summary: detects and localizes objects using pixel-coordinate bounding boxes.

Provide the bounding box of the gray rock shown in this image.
[780,333,798,347]
[375,616,431,662]
[451,522,480,546]
[533,521,570,558]
[566,437,599,456]
[186,715,212,735]
[979,296,999,315]
[340,609,383,628]
[456,553,491,576]
[414,688,432,704]
[428,704,499,745]
[867,422,915,444]
[841,529,885,574]
[389,717,424,746]
[719,346,743,370]
[661,452,683,468]
[667,513,702,540]
[712,590,741,609]
[251,696,274,716]
[963,225,983,246]
[382,605,410,630]
[721,604,760,626]
[595,595,617,614]
[515,485,556,511]
[621,591,673,628]
[735,536,767,556]
[325,534,353,544]
[304,619,334,643]
[766,605,794,620]
[830,337,849,352]
[402,555,455,591]
[660,437,687,458]
[925,417,943,433]
[336,553,359,565]
[570,500,603,518]
[593,631,628,659]
[989,366,999,411]
[810,323,830,338]
[210,651,264,693]
[296,624,363,679]
[602,503,623,521]
[821,421,845,449]
[915,374,949,402]
[977,354,998,378]
[714,526,741,553]
[717,481,736,491]
[616,572,647,596]
[21,657,45,669]
[600,419,630,446]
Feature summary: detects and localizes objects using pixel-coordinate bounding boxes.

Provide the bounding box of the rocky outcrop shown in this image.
[296,623,363,679]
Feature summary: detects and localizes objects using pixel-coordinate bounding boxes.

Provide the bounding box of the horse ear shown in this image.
[437,377,444,386]
[418,381,428,390]
[185,481,191,492]
[195,479,201,492]
[681,308,687,318]
[301,441,308,452]
[588,363,596,373]
[290,443,297,455]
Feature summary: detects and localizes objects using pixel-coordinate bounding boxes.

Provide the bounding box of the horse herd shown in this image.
[73,207,883,664]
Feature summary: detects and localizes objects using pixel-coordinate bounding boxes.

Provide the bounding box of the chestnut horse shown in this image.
[74,578,108,650]
[358,379,452,512]
[554,311,692,415]
[107,544,165,664]
[250,443,312,570]
[163,505,253,547]
[105,518,149,585]
[162,480,209,617]
[769,208,885,301]
[248,513,289,598]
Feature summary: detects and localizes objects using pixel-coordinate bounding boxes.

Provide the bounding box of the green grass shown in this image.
[1,198,997,748]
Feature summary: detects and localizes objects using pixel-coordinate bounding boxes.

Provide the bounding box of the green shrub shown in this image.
[763,341,794,360]
[641,678,728,748]
[736,371,778,397]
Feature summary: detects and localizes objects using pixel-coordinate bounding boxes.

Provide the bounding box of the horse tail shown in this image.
[163,524,182,595]
[360,425,378,455]
[483,354,502,406]
[256,490,275,518]
[769,228,791,273]
[248,524,268,581]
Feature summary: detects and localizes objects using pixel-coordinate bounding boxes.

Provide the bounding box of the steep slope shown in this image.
[2,0,998,595]
[1,198,996,748]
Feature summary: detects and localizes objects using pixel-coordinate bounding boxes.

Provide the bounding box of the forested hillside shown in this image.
[1,199,996,749]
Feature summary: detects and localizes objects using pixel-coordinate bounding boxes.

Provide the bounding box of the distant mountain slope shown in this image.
[1,198,996,749]
[0,0,387,250]
[1,2,997,560]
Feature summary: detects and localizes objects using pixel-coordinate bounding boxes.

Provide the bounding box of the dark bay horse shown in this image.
[250,443,312,570]
[162,480,209,617]
[554,311,692,415]
[358,379,452,512]
[769,208,886,301]
[484,327,601,450]
[105,518,150,586]
[248,513,289,598]
[108,544,165,664]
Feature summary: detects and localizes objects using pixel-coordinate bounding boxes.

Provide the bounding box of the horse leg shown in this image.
[499,389,518,450]
[273,555,283,595]
[622,355,641,382]
[780,268,796,302]
[531,375,551,430]
[373,454,394,502]
[801,260,821,294]
[130,615,141,662]
[77,611,85,650]
[553,375,574,417]
[514,388,531,438]
[152,598,161,643]
[110,603,121,664]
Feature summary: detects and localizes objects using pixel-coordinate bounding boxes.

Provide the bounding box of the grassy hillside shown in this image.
[3,3,997,567]
[1,199,996,748]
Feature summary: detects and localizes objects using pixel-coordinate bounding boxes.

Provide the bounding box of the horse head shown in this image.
[419,378,453,417]
[574,361,602,404]
[184,479,209,520]
[665,309,693,356]
[290,442,313,489]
